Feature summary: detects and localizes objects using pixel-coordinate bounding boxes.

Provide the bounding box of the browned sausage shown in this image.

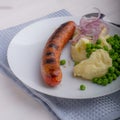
[40,21,76,87]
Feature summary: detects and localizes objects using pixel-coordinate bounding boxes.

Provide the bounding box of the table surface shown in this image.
[0,0,120,120]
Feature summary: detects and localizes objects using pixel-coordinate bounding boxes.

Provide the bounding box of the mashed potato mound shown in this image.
[73,49,112,80]
[99,27,111,49]
[71,38,90,62]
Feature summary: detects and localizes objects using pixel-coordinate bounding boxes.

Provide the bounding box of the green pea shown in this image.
[96,39,102,44]
[109,41,114,46]
[113,44,119,49]
[110,55,116,60]
[117,58,120,63]
[86,48,91,53]
[109,49,115,55]
[91,43,94,49]
[60,59,66,65]
[113,61,119,68]
[91,48,96,52]
[101,75,107,79]
[108,77,113,83]
[112,74,117,80]
[106,73,112,78]
[86,43,92,49]
[114,52,119,57]
[108,66,115,73]
[115,69,120,76]
[92,78,98,83]
[111,55,118,61]
[103,45,109,51]
[114,34,120,40]
[102,79,108,86]
[97,78,102,85]
[80,84,86,90]
[116,49,120,54]
[95,44,102,49]
[116,67,120,70]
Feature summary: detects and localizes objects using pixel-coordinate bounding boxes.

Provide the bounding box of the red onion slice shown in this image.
[71,9,109,44]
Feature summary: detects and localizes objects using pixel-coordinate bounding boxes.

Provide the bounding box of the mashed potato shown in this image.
[99,27,111,49]
[71,38,90,62]
[73,49,112,80]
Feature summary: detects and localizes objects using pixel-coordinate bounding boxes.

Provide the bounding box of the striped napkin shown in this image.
[0,9,120,120]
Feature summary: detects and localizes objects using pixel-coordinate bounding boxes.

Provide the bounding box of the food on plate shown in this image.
[60,59,66,65]
[74,49,112,80]
[41,11,120,87]
[71,14,120,86]
[80,84,86,90]
[71,37,90,62]
[40,21,76,87]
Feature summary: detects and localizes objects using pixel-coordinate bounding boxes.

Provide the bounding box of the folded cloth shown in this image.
[0,9,120,120]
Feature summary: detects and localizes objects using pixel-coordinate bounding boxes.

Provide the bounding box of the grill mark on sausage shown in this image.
[48,43,59,49]
[45,58,55,64]
[45,52,55,56]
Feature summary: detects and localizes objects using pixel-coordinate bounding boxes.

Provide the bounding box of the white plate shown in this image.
[7,16,120,99]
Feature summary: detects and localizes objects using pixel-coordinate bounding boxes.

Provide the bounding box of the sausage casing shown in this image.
[40,21,76,86]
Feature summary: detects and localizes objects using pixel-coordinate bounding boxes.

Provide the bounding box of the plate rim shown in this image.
[7,16,120,99]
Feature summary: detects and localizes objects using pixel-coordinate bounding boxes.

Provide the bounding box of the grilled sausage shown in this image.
[40,21,76,86]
